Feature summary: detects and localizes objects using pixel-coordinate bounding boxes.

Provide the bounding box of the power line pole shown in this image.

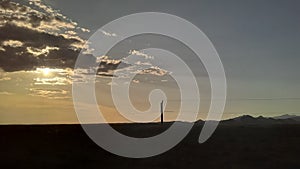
[160,100,164,124]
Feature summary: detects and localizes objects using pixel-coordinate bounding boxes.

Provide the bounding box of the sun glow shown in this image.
[36,67,67,76]
[32,68,74,85]
[41,68,51,76]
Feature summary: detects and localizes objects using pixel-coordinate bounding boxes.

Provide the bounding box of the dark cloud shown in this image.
[0,0,173,77]
[0,23,82,71]
[0,0,134,75]
[0,0,90,71]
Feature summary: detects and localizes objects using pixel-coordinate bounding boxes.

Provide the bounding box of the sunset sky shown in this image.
[0,0,300,124]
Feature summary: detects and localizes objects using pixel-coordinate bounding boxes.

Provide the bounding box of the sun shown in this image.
[36,67,52,76]
[42,68,51,76]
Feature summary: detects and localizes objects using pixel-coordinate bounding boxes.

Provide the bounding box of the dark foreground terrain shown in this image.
[1,122,299,169]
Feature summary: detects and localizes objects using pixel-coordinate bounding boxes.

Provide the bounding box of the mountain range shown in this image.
[221,114,300,125]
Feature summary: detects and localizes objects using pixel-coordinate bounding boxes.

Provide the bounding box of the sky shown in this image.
[0,0,299,124]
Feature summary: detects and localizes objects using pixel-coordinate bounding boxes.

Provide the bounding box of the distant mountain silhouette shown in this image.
[273,114,300,121]
[221,115,300,125]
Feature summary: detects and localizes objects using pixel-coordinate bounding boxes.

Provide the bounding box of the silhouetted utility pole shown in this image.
[160,100,164,124]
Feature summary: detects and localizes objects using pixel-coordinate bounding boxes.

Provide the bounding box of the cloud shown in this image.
[96,55,130,76]
[139,66,169,76]
[34,77,72,86]
[101,30,117,37]
[0,0,91,72]
[129,50,154,59]
[31,67,73,85]
[0,0,81,34]
[29,0,60,18]
[0,1,172,79]
[2,40,23,48]
[26,46,59,57]
[0,76,11,81]
[96,55,121,64]
[80,27,90,33]
[0,91,14,95]
[95,51,170,78]
[29,88,70,99]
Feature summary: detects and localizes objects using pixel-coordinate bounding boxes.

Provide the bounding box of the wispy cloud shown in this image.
[129,50,154,59]
[0,91,14,95]
[29,88,70,99]
[138,66,169,76]
[2,40,23,48]
[96,51,170,79]
[0,76,11,81]
[101,30,117,37]
[26,46,59,57]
